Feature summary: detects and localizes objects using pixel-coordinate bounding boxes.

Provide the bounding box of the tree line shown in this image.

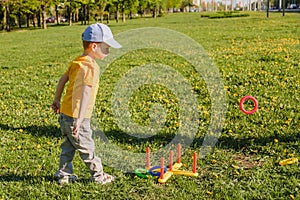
[0,0,194,31]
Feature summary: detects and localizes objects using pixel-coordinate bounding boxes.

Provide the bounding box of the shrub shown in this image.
[201,11,250,19]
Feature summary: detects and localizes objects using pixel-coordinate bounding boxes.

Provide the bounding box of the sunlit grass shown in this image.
[0,11,299,199]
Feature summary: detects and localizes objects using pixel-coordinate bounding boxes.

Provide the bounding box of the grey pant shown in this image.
[55,113,104,181]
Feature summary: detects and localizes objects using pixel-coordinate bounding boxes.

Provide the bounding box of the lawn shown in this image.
[0,11,300,199]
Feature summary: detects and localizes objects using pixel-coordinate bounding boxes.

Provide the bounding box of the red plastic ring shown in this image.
[239,96,258,115]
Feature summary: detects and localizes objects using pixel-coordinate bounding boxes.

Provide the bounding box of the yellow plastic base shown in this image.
[172,169,199,177]
[157,162,198,183]
[158,171,173,183]
[172,162,183,170]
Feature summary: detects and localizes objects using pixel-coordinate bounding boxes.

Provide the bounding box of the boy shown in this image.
[51,23,121,185]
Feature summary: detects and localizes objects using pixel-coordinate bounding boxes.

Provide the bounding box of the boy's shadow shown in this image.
[0,174,54,183]
[0,123,61,138]
[0,173,89,184]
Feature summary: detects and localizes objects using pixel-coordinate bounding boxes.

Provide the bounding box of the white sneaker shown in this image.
[58,175,78,185]
[95,173,115,185]
[69,174,78,182]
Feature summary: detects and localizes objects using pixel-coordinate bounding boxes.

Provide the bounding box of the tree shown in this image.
[127,0,139,19]
[121,0,125,22]
[50,0,64,25]
[1,0,8,31]
[148,0,161,18]
[1,0,12,31]
[120,0,135,22]
[65,0,75,25]
[166,0,182,11]
[107,0,139,23]
[64,0,84,26]
[0,0,180,31]
[138,0,147,17]
[95,0,109,23]
[110,0,120,22]
[74,0,95,25]
[181,0,193,11]
[40,0,48,29]
[18,0,40,28]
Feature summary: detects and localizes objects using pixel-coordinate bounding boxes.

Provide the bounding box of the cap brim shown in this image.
[104,38,122,48]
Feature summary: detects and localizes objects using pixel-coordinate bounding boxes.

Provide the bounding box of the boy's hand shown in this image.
[72,118,83,139]
[51,99,60,114]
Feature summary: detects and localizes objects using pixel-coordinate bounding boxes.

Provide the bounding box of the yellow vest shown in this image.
[60,55,99,119]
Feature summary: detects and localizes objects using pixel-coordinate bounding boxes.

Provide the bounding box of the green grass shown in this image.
[0,11,300,199]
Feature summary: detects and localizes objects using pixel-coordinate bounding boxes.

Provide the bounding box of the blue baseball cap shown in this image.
[82,23,121,48]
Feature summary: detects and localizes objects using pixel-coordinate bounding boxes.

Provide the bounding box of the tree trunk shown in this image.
[83,4,87,25]
[32,14,36,27]
[56,5,59,25]
[68,5,72,26]
[75,8,79,22]
[26,13,30,28]
[99,4,103,23]
[100,13,103,23]
[37,9,41,27]
[122,1,125,23]
[41,4,47,29]
[72,12,75,23]
[87,4,90,24]
[152,7,157,18]
[159,6,163,15]
[115,4,119,23]
[6,2,11,31]
[106,12,109,24]
[2,3,6,30]
[138,6,143,17]
[18,8,21,28]
[282,0,285,16]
